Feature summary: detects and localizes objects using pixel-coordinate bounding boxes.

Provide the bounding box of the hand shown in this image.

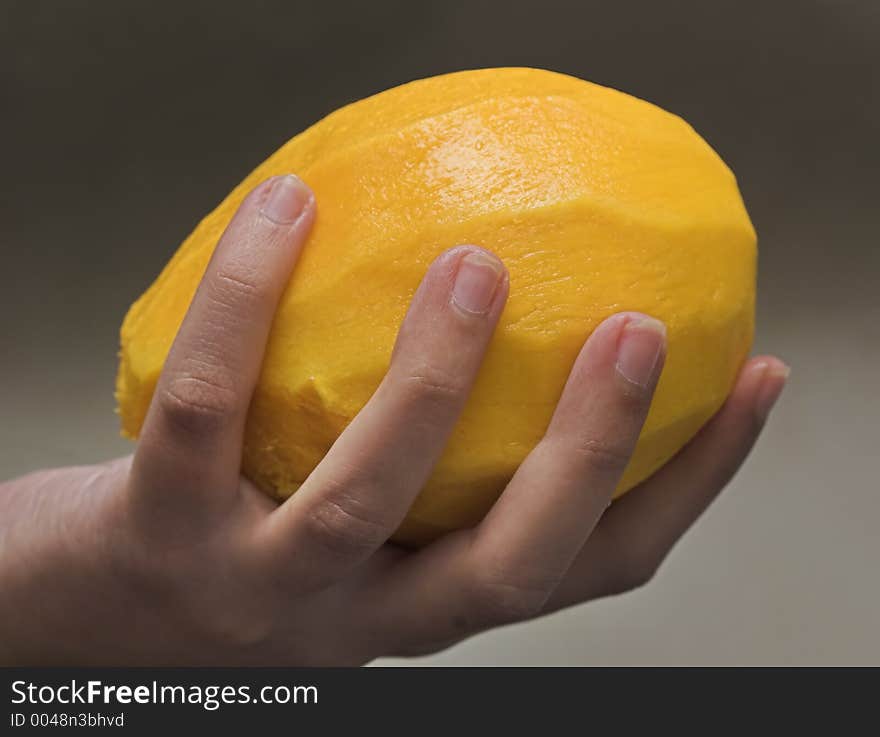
[0,175,787,664]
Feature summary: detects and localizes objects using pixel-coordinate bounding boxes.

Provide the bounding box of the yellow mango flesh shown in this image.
[117,67,756,545]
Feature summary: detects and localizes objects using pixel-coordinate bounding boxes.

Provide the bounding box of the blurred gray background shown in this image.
[1,1,877,664]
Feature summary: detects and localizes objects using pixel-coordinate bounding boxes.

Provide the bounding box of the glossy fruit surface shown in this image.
[117,67,756,545]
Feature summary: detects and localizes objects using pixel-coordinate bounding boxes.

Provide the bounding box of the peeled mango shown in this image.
[117,67,756,545]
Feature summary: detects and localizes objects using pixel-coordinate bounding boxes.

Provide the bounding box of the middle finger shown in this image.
[261,245,508,582]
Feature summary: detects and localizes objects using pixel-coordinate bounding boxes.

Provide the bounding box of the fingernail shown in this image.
[755,361,790,423]
[615,316,666,388]
[261,174,311,224]
[451,250,504,314]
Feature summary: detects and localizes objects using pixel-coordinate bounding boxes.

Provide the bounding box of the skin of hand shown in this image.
[0,175,788,665]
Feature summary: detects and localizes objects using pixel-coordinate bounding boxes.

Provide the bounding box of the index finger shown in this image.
[129,175,315,517]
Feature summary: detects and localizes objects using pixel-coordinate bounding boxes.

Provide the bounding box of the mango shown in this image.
[117,67,756,545]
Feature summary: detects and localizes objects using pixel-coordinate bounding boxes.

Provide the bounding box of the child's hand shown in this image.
[0,175,787,664]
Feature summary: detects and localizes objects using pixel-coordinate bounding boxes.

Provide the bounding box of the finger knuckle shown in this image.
[567,436,632,474]
[209,269,267,312]
[469,564,557,624]
[398,364,468,408]
[158,373,238,436]
[304,488,390,563]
